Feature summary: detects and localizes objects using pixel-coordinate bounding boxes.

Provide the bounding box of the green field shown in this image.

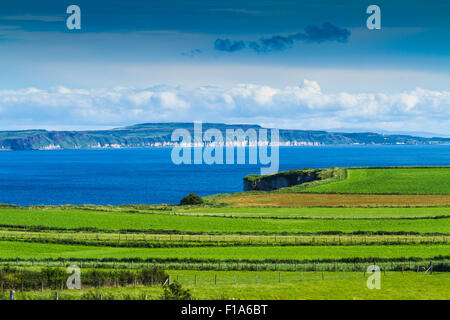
[167,271,450,300]
[0,208,448,234]
[1,166,449,300]
[178,206,450,218]
[300,168,450,194]
[0,241,448,262]
[4,272,449,300]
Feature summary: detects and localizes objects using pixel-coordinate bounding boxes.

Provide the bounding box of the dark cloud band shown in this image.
[214,23,350,53]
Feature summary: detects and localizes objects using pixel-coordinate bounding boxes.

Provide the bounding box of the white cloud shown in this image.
[0,80,449,134]
[155,91,188,109]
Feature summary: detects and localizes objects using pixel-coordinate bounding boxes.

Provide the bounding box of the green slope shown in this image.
[302,168,450,194]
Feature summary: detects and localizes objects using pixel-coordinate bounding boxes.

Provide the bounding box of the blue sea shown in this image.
[1,145,450,206]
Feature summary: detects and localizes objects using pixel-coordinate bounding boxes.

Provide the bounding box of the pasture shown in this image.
[1,166,449,300]
[0,241,449,262]
[2,271,448,300]
[0,208,448,234]
[297,167,450,194]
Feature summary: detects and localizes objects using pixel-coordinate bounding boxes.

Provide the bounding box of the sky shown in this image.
[0,0,449,134]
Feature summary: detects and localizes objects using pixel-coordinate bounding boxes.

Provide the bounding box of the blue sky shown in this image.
[0,0,449,134]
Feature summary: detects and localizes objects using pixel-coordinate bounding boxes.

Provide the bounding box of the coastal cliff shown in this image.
[1,123,449,151]
[243,168,345,191]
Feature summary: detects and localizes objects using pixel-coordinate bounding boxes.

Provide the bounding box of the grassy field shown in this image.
[220,167,450,207]
[220,193,450,207]
[1,166,449,300]
[0,208,448,234]
[0,241,448,262]
[3,272,449,300]
[1,230,446,247]
[297,168,450,194]
[178,206,450,218]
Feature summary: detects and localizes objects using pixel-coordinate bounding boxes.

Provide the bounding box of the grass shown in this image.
[0,241,448,262]
[1,230,447,247]
[0,208,448,234]
[220,193,450,207]
[219,167,450,207]
[4,272,449,300]
[299,168,450,194]
[177,206,450,218]
[1,166,449,299]
[185,272,450,300]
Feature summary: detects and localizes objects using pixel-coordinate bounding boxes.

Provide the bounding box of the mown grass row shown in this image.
[1,230,448,248]
[174,206,450,219]
[0,208,448,234]
[3,223,448,236]
[1,259,448,272]
[0,241,448,263]
[16,203,450,218]
[219,193,450,208]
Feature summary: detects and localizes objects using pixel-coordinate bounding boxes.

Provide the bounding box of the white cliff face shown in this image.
[38,144,62,150]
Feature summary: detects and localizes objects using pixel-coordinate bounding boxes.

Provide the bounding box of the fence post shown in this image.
[194,275,197,285]
[214,274,217,285]
[322,272,324,280]
[55,292,59,300]
[278,272,281,283]
[9,290,15,300]
[234,274,236,285]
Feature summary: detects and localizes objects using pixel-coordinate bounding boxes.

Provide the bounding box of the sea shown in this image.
[0,145,449,206]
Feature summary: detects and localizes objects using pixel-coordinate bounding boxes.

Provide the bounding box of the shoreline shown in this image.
[2,143,450,152]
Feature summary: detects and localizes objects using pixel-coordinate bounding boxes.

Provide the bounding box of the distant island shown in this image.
[1,122,449,151]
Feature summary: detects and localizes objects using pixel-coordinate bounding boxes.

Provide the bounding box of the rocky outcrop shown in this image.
[243,169,321,191]
[243,167,346,191]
